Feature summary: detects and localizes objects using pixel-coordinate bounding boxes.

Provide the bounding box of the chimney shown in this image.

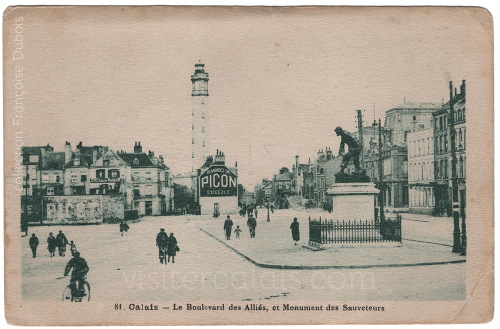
[92,146,98,164]
[461,79,466,95]
[455,87,457,96]
[215,150,225,164]
[134,142,142,153]
[295,155,299,173]
[159,155,164,165]
[75,142,81,155]
[148,150,154,158]
[64,141,71,164]
[326,147,333,161]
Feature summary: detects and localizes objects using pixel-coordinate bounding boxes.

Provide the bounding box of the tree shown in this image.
[237,184,246,205]
[173,183,194,210]
[279,167,290,174]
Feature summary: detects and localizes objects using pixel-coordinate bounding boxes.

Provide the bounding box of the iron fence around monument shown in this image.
[308,215,402,244]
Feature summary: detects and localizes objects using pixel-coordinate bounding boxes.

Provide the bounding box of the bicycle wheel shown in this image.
[62,285,72,302]
[83,282,90,302]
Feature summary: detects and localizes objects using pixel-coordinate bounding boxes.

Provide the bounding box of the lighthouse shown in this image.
[191,61,210,172]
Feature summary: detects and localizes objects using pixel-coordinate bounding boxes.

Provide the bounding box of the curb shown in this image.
[199,227,466,270]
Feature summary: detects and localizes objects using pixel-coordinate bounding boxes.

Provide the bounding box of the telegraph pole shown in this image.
[449,81,462,253]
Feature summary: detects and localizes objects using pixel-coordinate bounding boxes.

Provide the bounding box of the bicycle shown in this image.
[59,276,90,302]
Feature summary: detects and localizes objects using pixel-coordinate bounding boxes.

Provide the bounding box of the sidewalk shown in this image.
[195,212,465,269]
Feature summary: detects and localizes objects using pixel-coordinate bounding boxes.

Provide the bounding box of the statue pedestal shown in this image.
[326,182,379,222]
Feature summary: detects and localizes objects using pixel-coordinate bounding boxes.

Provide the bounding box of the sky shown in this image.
[10,6,489,190]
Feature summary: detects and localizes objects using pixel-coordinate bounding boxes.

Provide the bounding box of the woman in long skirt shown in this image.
[290,218,300,245]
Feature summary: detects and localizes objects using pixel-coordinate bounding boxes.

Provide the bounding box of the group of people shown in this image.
[155,229,178,264]
[222,214,257,240]
[28,230,76,259]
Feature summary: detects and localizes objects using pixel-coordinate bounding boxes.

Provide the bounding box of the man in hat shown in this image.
[223,215,233,240]
[56,230,69,257]
[335,126,361,174]
[156,228,169,264]
[29,233,39,258]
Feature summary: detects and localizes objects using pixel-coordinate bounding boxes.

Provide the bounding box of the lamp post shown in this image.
[449,81,463,254]
[265,195,270,222]
[378,119,385,225]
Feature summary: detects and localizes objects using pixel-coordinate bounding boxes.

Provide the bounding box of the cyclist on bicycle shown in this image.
[156,228,169,264]
[64,251,89,298]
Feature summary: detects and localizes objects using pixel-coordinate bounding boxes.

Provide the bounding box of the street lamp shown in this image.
[265,195,271,222]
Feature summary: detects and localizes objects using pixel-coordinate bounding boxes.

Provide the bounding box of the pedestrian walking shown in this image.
[254,208,258,219]
[270,204,274,213]
[290,218,300,245]
[247,214,257,238]
[119,220,130,236]
[47,232,57,257]
[223,215,233,240]
[167,233,178,263]
[69,240,77,256]
[234,226,242,239]
[56,230,69,257]
[29,233,39,258]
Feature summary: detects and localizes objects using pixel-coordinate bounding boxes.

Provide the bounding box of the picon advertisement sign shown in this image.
[199,165,237,197]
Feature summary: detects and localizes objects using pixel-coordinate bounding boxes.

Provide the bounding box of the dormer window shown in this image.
[103,159,110,167]
[133,158,139,166]
[74,158,80,166]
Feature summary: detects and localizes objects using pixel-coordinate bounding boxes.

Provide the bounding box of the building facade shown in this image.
[197,151,238,215]
[433,80,466,217]
[408,128,435,215]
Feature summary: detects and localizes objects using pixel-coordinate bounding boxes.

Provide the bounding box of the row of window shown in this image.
[435,156,466,179]
[408,137,434,158]
[192,109,206,118]
[434,108,466,131]
[409,161,434,182]
[192,139,206,147]
[409,187,435,208]
[435,128,466,154]
[192,124,206,133]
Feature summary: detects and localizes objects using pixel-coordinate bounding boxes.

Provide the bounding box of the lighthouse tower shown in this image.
[191,61,210,172]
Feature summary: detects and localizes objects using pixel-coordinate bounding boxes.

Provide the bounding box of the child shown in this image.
[234,225,242,239]
[69,241,77,256]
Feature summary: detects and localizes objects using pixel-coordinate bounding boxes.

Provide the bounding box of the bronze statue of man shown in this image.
[335,126,361,174]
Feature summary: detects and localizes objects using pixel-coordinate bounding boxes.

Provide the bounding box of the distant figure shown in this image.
[247,207,252,218]
[47,232,57,257]
[29,233,39,258]
[270,204,274,213]
[247,214,257,238]
[254,208,258,219]
[290,218,300,245]
[56,230,69,257]
[167,233,178,263]
[335,126,361,173]
[119,221,129,236]
[234,226,242,239]
[223,215,233,240]
[69,240,77,256]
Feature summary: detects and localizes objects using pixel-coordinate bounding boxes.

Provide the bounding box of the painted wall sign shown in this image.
[90,177,120,183]
[199,165,237,197]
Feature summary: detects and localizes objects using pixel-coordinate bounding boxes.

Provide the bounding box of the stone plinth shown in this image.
[326,182,379,222]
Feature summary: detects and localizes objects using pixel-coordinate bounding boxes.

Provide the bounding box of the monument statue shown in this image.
[334,126,370,183]
[335,126,361,173]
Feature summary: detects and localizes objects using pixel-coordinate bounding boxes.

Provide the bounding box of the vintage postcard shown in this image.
[3,6,494,325]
